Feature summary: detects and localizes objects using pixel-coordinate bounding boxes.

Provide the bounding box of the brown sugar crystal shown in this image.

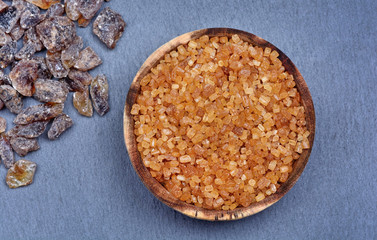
[131,35,310,210]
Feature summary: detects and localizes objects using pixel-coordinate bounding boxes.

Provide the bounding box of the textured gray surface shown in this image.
[0,0,376,239]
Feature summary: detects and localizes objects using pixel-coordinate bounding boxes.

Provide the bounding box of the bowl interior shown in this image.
[124,28,315,221]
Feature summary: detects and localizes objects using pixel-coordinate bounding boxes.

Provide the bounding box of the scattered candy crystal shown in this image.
[90,74,109,116]
[48,113,73,140]
[93,7,126,49]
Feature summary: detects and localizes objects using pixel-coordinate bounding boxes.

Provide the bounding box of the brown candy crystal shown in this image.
[10,21,25,41]
[46,51,69,78]
[26,0,60,10]
[73,87,92,117]
[65,0,80,21]
[0,85,23,114]
[10,137,40,157]
[36,16,76,53]
[48,113,73,140]
[74,47,102,71]
[68,69,93,86]
[14,103,64,125]
[0,40,17,68]
[6,159,37,188]
[0,6,21,34]
[7,121,49,139]
[0,133,14,168]
[15,43,36,60]
[19,1,45,29]
[61,36,83,69]
[33,56,53,79]
[33,79,68,103]
[93,7,126,49]
[9,59,38,97]
[0,116,5,133]
[0,29,11,46]
[90,74,109,116]
[78,0,103,20]
[24,27,43,52]
[46,3,65,18]
[59,77,85,92]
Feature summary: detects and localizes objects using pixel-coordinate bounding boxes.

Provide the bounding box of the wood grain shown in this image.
[124,28,315,221]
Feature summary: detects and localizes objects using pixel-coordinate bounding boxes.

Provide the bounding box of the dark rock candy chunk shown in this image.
[74,47,102,71]
[0,40,17,68]
[0,85,23,114]
[0,133,14,168]
[9,59,38,97]
[46,3,65,18]
[93,7,126,49]
[0,6,21,34]
[24,27,43,52]
[7,121,49,139]
[61,35,83,69]
[36,16,76,53]
[90,74,109,116]
[68,69,92,86]
[48,113,73,140]
[46,51,69,79]
[10,137,39,157]
[33,79,68,103]
[14,102,64,125]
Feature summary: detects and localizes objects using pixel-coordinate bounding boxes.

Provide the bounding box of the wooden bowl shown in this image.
[124,28,315,221]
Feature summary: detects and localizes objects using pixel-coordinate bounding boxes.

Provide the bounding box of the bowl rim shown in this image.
[124,28,316,221]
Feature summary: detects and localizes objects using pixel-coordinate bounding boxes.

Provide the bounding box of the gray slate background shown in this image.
[0,0,376,239]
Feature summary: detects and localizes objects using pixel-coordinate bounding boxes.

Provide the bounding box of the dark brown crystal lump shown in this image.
[0,85,23,114]
[9,59,38,97]
[61,36,83,69]
[93,7,126,49]
[19,1,45,29]
[7,121,49,139]
[46,3,65,18]
[46,51,69,78]
[24,27,44,52]
[6,159,37,188]
[0,6,21,34]
[10,22,24,41]
[33,79,68,103]
[48,113,73,140]
[74,47,102,71]
[59,77,85,92]
[68,69,92,86]
[14,103,64,125]
[0,133,15,168]
[65,0,80,21]
[0,40,17,68]
[15,43,36,60]
[90,74,109,116]
[36,16,76,53]
[10,137,39,157]
[77,0,103,20]
[33,56,53,79]
[0,29,11,46]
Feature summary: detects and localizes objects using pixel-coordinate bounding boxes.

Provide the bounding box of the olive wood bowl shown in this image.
[124,28,315,221]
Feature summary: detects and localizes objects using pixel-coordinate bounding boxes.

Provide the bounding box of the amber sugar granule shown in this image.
[131,34,310,210]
